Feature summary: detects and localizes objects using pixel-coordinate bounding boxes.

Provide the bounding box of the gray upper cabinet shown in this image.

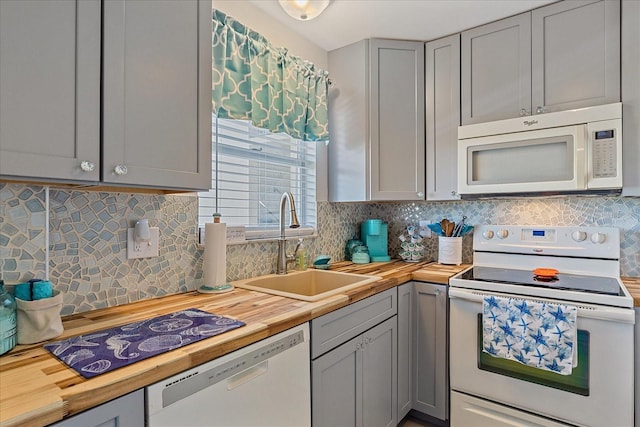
[462,0,620,125]
[531,0,620,114]
[621,0,639,196]
[102,0,212,190]
[328,39,425,202]
[425,34,461,201]
[0,0,211,191]
[461,13,532,125]
[0,0,101,183]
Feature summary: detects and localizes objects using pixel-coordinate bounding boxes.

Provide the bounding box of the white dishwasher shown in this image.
[146,323,310,427]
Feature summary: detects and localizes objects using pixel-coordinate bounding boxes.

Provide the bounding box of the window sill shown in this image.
[197,226,317,247]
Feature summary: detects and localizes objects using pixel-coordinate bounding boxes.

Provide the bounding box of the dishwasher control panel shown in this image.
[157,327,306,408]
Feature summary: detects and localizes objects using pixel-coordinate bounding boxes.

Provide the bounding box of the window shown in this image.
[198,115,317,240]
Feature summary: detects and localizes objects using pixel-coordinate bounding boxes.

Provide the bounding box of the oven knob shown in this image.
[590,232,607,244]
[482,230,494,240]
[496,229,509,239]
[571,231,587,242]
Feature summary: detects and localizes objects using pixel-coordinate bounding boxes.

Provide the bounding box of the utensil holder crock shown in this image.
[438,236,462,265]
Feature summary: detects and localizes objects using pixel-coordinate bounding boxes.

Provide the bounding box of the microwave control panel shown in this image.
[587,117,622,188]
[592,129,617,178]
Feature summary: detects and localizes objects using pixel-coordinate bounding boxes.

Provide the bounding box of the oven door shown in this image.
[457,125,586,195]
[449,287,634,427]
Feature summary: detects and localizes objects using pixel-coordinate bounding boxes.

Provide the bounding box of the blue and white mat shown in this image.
[45,308,245,379]
[482,295,577,375]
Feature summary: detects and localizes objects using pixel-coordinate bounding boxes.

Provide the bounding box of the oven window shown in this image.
[476,314,589,396]
[469,136,573,184]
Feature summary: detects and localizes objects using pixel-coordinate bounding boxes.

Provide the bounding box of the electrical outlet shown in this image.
[419,220,432,237]
[127,227,160,259]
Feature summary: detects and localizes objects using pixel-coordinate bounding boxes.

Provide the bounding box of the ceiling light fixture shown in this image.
[278,0,331,21]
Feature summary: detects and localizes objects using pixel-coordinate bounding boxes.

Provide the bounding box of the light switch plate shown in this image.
[127,227,160,259]
[419,220,432,238]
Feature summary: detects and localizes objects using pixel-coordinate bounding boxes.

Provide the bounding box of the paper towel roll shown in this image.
[203,222,227,287]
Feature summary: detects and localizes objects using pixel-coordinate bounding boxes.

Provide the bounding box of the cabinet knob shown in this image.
[450,190,457,196]
[114,165,128,176]
[417,192,424,198]
[434,289,441,296]
[80,161,95,172]
[535,106,547,114]
[519,108,529,116]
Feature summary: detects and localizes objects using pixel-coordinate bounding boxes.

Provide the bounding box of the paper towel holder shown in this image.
[199,213,234,294]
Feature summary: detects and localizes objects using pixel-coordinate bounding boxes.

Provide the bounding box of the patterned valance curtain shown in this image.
[211,10,329,142]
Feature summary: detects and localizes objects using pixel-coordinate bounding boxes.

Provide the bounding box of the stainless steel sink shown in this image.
[234,269,381,302]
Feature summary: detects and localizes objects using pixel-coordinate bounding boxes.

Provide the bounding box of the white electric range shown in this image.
[449,225,634,427]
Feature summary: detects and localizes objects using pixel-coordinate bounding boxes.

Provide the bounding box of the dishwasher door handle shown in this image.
[227,361,269,390]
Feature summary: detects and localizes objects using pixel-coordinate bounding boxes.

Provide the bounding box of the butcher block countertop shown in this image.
[622,276,640,307]
[0,260,469,427]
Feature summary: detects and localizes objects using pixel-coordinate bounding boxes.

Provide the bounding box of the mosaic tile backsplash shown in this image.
[1,182,639,315]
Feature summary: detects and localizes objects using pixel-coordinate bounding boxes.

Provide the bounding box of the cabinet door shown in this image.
[312,335,360,427]
[362,316,398,427]
[327,40,369,202]
[622,0,640,196]
[397,283,413,420]
[369,39,425,201]
[102,0,212,190]
[532,0,620,114]
[50,390,144,427]
[425,35,461,201]
[461,13,532,125]
[0,0,100,182]
[413,282,448,420]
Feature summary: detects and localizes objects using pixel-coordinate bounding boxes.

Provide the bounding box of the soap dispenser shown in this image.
[295,238,307,271]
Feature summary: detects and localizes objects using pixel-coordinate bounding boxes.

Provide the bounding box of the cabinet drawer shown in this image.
[311,288,396,359]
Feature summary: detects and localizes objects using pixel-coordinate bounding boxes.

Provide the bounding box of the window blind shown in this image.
[199,115,317,239]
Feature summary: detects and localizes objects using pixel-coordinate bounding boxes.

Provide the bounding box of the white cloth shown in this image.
[482,295,577,375]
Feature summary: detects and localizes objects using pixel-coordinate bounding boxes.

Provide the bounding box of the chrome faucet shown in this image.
[276,192,301,274]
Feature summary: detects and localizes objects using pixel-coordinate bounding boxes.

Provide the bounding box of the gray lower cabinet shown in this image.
[311,288,397,427]
[462,0,620,125]
[0,0,101,183]
[397,283,413,420]
[328,39,425,202]
[425,34,461,201]
[102,0,211,190]
[49,389,144,427]
[622,0,640,197]
[0,0,211,191]
[312,316,397,427]
[412,281,448,420]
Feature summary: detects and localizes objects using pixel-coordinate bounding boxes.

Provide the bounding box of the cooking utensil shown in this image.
[446,221,455,237]
[452,215,467,237]
[428,223,443,236]
[440,219,450,236]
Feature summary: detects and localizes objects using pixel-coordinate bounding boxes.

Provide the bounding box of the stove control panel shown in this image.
[474,225,620,259]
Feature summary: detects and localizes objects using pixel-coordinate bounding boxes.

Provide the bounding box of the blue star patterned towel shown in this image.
[482,295,577,375]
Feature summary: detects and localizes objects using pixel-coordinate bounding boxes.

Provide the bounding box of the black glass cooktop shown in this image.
[458,266,623,296]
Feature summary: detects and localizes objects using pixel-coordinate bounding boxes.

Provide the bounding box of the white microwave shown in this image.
[457,103,622,197]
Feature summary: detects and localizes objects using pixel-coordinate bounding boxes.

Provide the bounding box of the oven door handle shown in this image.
[449,287,636,324]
